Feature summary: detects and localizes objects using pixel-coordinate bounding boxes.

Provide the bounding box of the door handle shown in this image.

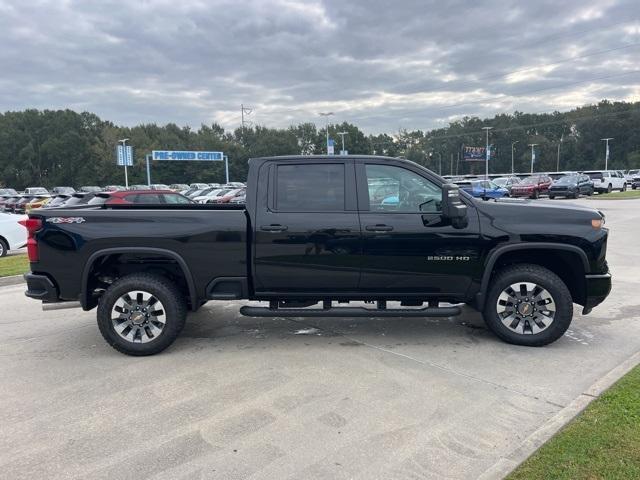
[365,224,393,232]
[260,224,288,232]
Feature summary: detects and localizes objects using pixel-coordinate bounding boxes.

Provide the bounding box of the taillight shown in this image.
[18,218,42,262]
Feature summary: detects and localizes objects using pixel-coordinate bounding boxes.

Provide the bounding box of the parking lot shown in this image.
[0,197,638,479]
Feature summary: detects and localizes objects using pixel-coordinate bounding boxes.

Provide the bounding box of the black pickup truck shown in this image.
[23,155,611,355]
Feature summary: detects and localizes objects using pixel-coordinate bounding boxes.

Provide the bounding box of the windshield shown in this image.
[520,177,538,185]
[556,175,578,184]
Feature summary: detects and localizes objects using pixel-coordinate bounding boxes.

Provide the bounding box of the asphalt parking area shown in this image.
[1,198,639,480]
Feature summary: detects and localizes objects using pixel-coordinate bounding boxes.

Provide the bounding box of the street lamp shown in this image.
[601,138,613,170]
[337,131,348,155]
[511,141,518,175]
[482,127,492,179]
[118,138,130,188]
[319,112,333,155]
[528,144,538,174]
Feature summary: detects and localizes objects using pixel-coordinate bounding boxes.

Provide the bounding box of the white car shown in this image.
[0,213,27,257]
[192,188,230,204]
[583,170,627,193]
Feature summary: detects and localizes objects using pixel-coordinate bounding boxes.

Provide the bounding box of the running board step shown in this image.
[239,305,461,318]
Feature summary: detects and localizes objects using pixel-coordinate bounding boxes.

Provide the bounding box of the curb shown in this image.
[478,350,640,480]
[0,275,25,287]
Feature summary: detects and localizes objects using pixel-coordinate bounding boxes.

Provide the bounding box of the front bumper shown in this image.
[24,273,59,302]
[583,272,612,313]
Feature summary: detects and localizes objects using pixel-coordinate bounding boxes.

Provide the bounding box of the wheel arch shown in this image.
[476,243,589,310]
[81,247,198,311]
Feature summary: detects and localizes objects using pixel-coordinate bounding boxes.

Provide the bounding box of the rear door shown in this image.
[356,159,482,296]
[253,160,361,293]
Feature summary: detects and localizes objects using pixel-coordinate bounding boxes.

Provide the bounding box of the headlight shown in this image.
[591,218,604,229]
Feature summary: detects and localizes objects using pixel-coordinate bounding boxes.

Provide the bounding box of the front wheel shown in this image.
[531,190,539,199]
[0,238,8,257]
[97,273,187,356]
[482,264,573,346]
[621,183,627,192]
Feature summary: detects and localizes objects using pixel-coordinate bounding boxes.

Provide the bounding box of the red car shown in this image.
[509,175,553,199]
[87,190,193,205]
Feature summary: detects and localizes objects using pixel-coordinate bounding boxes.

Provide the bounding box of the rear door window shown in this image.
[276,164,345,212]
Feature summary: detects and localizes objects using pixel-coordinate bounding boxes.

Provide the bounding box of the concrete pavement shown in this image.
[0,198,639,479]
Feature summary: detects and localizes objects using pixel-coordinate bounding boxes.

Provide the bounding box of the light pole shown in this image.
[601,138,613,170]
[556,134,564,172]
[482,127,492,179]
[511,141,518,175]
[118,138,130,188]
[528,144,538,174]
[319,112,333,155]
[338,131,348,155]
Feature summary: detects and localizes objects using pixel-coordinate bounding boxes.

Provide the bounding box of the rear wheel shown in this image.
[97,273,187,356]
[548,195,555,200]
[0,238,7,257]
[607,183,612,193]
[482,264,573,346]
[531,189,539,199]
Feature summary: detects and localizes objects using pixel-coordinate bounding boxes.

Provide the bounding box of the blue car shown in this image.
[456,180,509,199]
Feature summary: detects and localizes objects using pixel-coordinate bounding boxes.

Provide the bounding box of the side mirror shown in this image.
[442,184,468,227]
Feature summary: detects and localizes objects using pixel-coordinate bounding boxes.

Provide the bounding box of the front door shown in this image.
[357,161,482,297]
[253,161,361,294]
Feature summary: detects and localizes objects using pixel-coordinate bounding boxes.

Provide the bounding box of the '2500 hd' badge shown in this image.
[46,217,86,224]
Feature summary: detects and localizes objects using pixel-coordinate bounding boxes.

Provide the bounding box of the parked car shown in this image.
[51,187,76,195]
[547,171,578,181]
[14,195,38,214]
[79,186,103,193]
[189,183,210,190]
[25,195,53,213]
[42,194,73,209]
[87,190,194,206]
[149,184,170,190]
[211,188,246,204]
[627,170,640,189]
[192,188,230,204]
[24,187,49,195]
[0,188,18,196]
[0,195,22,212]
[455,180,509,199]
[230,192,246,204]
[104,185,126,192]
[583,170,627,193]
[509,175,553,198]
[0,212,27,256]
[169,184,189,192]
[60,192,98,207]
[128,184,150,191]
[548,174,594,199]
[492,176,521,194]
[22,155,611,355]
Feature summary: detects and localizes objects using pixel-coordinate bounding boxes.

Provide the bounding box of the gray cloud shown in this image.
[0,0,638,133]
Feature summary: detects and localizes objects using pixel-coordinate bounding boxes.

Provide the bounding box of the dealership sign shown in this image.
[152,150,223,161]
[463,146,494,162]
[116,145,133,166]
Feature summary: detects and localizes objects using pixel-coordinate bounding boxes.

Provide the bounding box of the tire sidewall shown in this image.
[0,239,7,257]
[97,274,186,355]
[483,265,573,346]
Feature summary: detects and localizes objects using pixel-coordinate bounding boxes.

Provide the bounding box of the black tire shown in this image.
[607,184,612,193]
[621,183,627,192]
[573,191,579,199]
[482,264,573,347]
[531,189,539,199]
[548,195,555,200]
[0,238,7,257]
[97,273,187,356]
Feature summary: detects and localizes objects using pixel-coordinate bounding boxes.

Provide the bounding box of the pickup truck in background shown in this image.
[22,155,612,355]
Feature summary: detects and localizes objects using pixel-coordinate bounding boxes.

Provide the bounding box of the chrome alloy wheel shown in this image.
[111,290,166,343]
[496,282,556,335]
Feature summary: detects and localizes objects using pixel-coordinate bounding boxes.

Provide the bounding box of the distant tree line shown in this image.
[1,100,639,189]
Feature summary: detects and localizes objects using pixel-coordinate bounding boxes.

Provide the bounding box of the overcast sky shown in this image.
[0,0,638,133]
